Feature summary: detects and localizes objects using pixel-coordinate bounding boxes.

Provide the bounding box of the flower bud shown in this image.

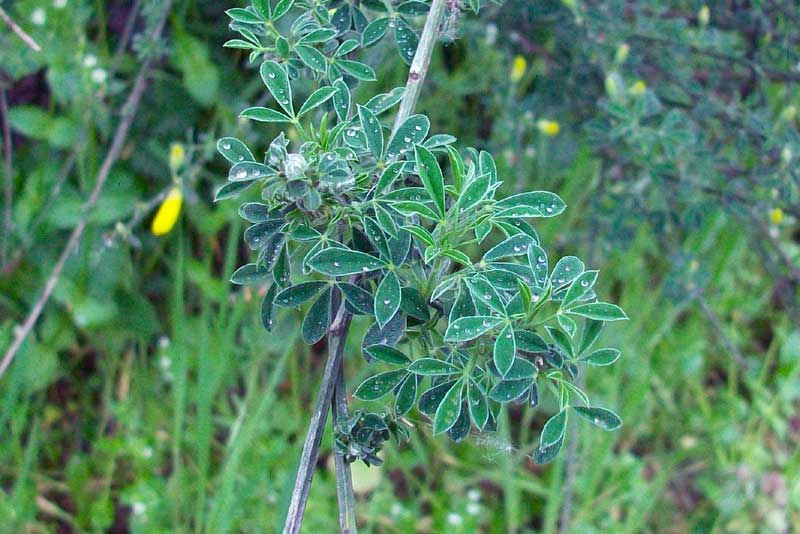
[169,143,185,173]
[769,208,784,225]
[614,43,629,65]
[782,146,793,164]
[284,153,308,180]
[629,80,646,96]
[605,72,621,99]
[698,5,710,27]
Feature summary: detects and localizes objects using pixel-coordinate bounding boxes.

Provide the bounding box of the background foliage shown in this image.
[1,0,798,532]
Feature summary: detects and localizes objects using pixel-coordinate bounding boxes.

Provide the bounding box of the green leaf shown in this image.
[336,59,376,81]
[546,326,574,357]
[298,28,337,44]
[401,225,434,248]
[230,263,270,285]
[364,344,410,365]
[407,358,461,376]
[238,203,275,223]
[557,314,577,337]
[534,434,564,464]
[260,61,294,116]
[298,86,338,117]
[551,256,585,289]
[240,106,293,123]
[354,370,407,401]
[390,201,440,221]
[271,0,294,21]
[484,234,536,262]
[580,348,621,366]
[365,87,406,114]
[358,105,384,159]
[562,270,598,308]
[394,19,418,65]
[336,39,360,56]
[414,144,446,217]
[214,181,255,201]
[260,284,278,331]
[386,115,430,159]
[244,220,284,250]
[394,375,418,415]
[228,161,273,182]
[296,45,328,73]
[418,379,457,416]
[516,330,548,352]
[488,379,530,403]
[572,406,622,430]
[301,287,332,344]
[332,79,350,122]
[217,137,254,163]
[433,380,463,434]
[362,17,389,47]
[505,357,538,379]
[440,249,472,266]
[495,191,566,217]
[568,302,628,322]
[465,277,505,314]
[579,320,604,354]
[446,146,465,192]
[338,282,374,315]
[225,8,263,23]
[274,282,329,307]
[400,287,430,320]
[307,248,386,276]
[374,271,401,327]
[493,324,516,376]
[528,245,549,287]
[376,161,404,193]
[541,409,568,447]
[468,380,489,430]
[456,173,490,213]
[445,316,503,342]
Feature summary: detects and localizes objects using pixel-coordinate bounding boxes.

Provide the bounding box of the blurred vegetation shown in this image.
[0,0,798,533]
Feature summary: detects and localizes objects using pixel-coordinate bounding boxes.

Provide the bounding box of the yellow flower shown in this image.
[151,187,183,236]
[537,119,560,137]
[169,143,185,173]
[698,5,710,27]
[630,80,646,96]
[511,56,527,83]
[769,208,783,225]
[614,43,629,64]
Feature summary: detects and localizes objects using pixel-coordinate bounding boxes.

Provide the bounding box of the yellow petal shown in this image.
[698,5,710,27]
[151,187,183,236]
[769,208,783,225]
[630,80,646,96]
[510,56,527,83]
[169,143,185,172]
[537,119,560,137]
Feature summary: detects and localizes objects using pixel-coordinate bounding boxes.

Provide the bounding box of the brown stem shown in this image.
[0,0,173,378]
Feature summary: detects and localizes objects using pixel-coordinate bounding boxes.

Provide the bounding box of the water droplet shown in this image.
[414,125,422,131]
[557,278,564,284]
[513,246,521,252]
[483,294,492,300]
[531,294,541,302]
[546,207,553,213]
[362,266,369,272]
[404,136,411,143]
[235,169,248,179]
[565,266,571,272]
[580,280,589,287]
[268,72,276,79]
[222,142,231,150]
[237,155,244,161]
[383,299,391,305]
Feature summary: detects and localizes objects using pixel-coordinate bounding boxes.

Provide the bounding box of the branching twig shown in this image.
[0,7,42,52]
[0,1,173,378]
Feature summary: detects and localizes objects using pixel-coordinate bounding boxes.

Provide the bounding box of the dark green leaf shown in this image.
[495,191,566,217]
[456,173,490,212]
[541,409,567,447]
[400,287,430,320]
[301,287,332,344]
[332,79,350,121]
[407,358,461,376]
[228,161,273,182]
[572,406,622,430]
[433,380,463,434]
[307,248,386,276]
[419,379,457,416]
[260,283,278,331]
[260,61,294,116]
[468,380,489,430]
[230,263,269,285]
[551,256,585,290]
[546,325,574,357]
[445,316,503,342]
[488,379,530,403]
[274,281,328,307]
[338,282,374,315]
[240,106,293,123]
[244,220,283,250]
[354,370,407,400]
[580,348,621,366]
[297,86,338,117]
[362,17,389,47]
[336,59,376,81]
[414,144,445,217]
[358,105,384,159]
[386,115,429,160]
[534,433,564,464]
[271,0,294,21]
[394,374,418,415]
[484,234,536,261]
[394,19,418,65]
[562,270,598,308]
[296,45,328,73]
[374,271,401,327]
[217,137,255,163]
[568,303,628,321]
[493,324,516,377]
[364,344,410,365]
[515,330,549,352]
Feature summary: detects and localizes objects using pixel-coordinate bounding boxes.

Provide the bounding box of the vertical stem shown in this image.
[283,303,351,534]
[391,0,448,135]
[332,362,357,533]
[1,88,12,268]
